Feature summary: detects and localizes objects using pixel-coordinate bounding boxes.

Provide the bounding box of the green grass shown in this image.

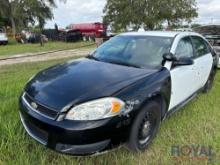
[0,40,94,57]
[0,58,220,165]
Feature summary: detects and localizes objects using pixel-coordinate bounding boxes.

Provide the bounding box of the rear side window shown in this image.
[191,36,210,57]
[175,37,194,58]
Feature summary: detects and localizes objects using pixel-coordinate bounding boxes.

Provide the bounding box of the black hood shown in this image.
[25,58,157,111]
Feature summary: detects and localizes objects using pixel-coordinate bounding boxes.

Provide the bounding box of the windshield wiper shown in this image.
[86,55,100,61]
[106,60,141,68]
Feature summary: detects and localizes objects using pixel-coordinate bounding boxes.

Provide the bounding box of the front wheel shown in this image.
[203,69,216,93]
[126,101,161,152]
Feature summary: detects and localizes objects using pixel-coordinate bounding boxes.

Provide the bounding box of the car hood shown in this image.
[25,58,158,111]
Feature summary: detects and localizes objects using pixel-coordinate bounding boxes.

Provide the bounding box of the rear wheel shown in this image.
[127,101,161,152]
[203,68,216,93]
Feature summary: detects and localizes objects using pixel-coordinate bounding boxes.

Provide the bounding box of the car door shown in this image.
[191,36,213,89]
[168,37,198,110]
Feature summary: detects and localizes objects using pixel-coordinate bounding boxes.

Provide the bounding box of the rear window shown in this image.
[191,36,210,57]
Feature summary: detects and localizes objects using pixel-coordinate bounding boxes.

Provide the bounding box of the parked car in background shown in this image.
[0,29,8,45]
[19,31,217,156]
[42,29,59,41]
[204,35,220,68]
[28,33,48,44]
[106,30,116,38]
[16,30,48,44]
[68,22,107,41]
[58,29,82,42]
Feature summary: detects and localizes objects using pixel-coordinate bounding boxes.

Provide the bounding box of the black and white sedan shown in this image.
[19,31,217,156]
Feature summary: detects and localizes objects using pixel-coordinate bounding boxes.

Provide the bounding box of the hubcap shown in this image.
[138,113,155,145]
[139,120,151,144]
[142,121,151,137]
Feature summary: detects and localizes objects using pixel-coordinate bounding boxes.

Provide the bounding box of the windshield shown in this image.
[91,35,173,68]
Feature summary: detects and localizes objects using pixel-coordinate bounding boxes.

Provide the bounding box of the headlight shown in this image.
[65,98,125,121]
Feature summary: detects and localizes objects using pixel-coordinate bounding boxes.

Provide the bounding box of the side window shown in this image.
[175,37,193,58]
[191,36,210,57]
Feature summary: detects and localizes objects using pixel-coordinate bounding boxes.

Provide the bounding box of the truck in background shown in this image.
[68,22,107,41]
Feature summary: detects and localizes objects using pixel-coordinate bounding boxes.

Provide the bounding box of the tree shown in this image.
[0,0,18,36]
[0,13,9,29]
[0,0,66,37]
[158,0,198,28]
[103,0,161,31]
[103,0,198,31]
[25,0,55,32]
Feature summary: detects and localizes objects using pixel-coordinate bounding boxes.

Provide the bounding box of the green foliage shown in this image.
[0,0,65,35]
[24,0,56,31]
[158,0,198,26]
[103,0,198,31]
[103,0,161,31]
[0,16,9,28]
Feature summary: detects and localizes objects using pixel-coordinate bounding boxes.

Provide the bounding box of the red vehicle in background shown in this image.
[69,22,107,41]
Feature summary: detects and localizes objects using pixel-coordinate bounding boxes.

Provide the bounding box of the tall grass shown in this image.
[0,58,220,165]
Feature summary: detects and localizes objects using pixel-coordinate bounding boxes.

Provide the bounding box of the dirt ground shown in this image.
[0,47,94,66]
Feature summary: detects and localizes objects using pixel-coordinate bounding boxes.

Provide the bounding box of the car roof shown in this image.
[120,31,201,38]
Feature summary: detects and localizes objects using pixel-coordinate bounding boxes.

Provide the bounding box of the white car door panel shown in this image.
[168,65,197,110]
[168,35,214,111]
[191,36,214,89]
[168,36,197,110]
[193,54,213,88]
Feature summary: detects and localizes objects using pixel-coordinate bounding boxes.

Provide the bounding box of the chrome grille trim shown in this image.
[22,93,58,120]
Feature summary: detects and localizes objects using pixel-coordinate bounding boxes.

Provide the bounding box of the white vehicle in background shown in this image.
[204,35,220,68]
[214,46,220,68]
[0,29,8,45]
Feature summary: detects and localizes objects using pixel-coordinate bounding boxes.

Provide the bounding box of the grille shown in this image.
[20,113,48,145]
[23,93,58,120]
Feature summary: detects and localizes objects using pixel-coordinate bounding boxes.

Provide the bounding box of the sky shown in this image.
[46,0,220,28]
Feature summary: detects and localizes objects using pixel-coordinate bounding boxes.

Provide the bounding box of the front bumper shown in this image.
[19,96,131,156]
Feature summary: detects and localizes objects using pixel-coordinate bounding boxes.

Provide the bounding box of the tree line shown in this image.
[103,0,198,31]
[0,0,198,36]
[0,0,66,36]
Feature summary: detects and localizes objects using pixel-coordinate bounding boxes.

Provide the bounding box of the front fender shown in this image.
[114,67,171,117]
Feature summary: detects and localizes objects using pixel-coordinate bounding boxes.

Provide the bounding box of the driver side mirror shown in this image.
[163,53,177,62]
[163,53,194,66]
[173,57,194,66]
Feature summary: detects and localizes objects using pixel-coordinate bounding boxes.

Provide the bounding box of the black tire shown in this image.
[203,68,216,93]
[127,100,161,152]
